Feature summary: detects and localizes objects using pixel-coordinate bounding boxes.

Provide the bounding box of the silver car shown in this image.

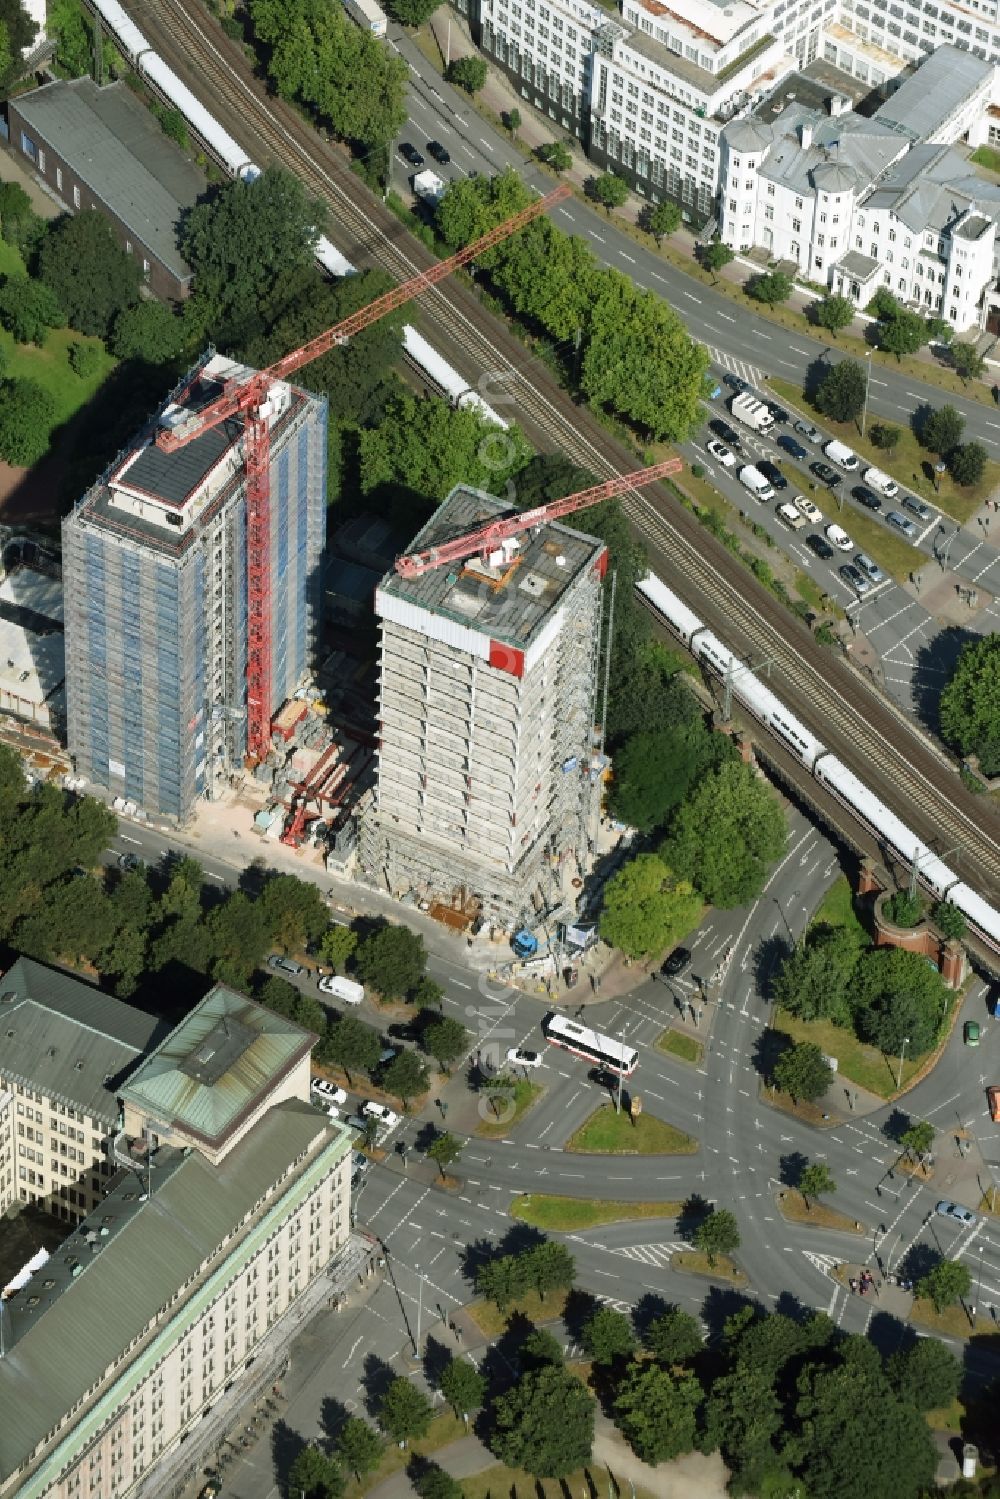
[935,1199,976,1226]
[855,552,885,584]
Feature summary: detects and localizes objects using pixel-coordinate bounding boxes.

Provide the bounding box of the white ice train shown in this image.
[636,571,1000,957]
[401,325,510,429]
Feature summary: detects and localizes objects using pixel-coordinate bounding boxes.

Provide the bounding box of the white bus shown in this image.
[542,1013,638,1077]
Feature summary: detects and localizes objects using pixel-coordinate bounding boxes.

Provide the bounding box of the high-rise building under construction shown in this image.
[361,484,607,926]
[62,353,327,821]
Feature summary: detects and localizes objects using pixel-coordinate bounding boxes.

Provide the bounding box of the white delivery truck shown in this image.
[342,0,388,35]
[863,465,899,498]
[319,975,365,1005]
[412,170,447,206]
[739,465,776,502]
[824,438,859,471]
[730,392,774,434]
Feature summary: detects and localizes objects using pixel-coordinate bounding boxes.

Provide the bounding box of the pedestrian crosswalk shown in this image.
[607,1242,688,1268]
[706,347,766,390]
[801,1250,841,1280]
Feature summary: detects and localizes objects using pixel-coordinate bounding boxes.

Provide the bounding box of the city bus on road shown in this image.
[542,1013,638,1077]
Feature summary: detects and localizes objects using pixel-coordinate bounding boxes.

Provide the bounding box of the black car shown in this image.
[757,460,787,491]
[765,401,789,424]
[806,533,835,560]
[722,373,750,395]
[810,461,842,488]
[852,485,882,512]
[661,946,692,978]
[710,418,742,447]
[398,142,424,167]
[426,139,451,164]
[777,434,808,461]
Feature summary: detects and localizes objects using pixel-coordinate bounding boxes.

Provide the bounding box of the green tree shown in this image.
[772,926,861,1025]
[422,1017,469,1073]
[867,286,900,319]
[918,1258,972,1312]
[799,1161,836,1210]
[378,1377,432,1445]
[746,270,793,306]
[919,403,965,456]
[447,55,487,93]
[476,1253,529,1310]
[0,0,34,92]
[439,1355,486,1418]
[885,1337,961,1411]
[38,210,141,338]
[773,1040,833,1103]
[612,1361,701,1465]
[435,168,533,253]
[700,1364,781,1495]
[940,635,1000,770]
[813,293,855,337]
[951,342,985,382]
[382,0,440,22]
[111,301,188,365]
[322,1014,380,1082]
[608,720,730,833]
[151,102,189,150]
[932,900,967,940]
[884,889,922,928]
[489,1364,595,1477]
[287,1444,343,1499]
[536,141,573,172]
[357,389,532,502]
[354,923,427,999]
[382,1048,430,1105]
[645,199,681,245]
[524,1241,576,1300]
[414,1467,464,1499]
[693,1206,740,1266]
[700,241,734,279]
[260,873,329,953]
[580,269,709,439]
[877,309,929,360]
[206,891,269,988]
[320,923,358,972]
[661,759,786,909]
[506,106,521,135]
[949,440,987,487]
[68,339,103,379]
[580,1305,635,1366]
[590,171,629,215]
[852,946,949,1055]
[599,852,701,959]
[0,277,65,344]
[0,377,55,465]
[411,976,445,1011]
[489,217,598,342]
[794,1355,936,1499]
[294,993,328,1036]
[900,1119,935,1164]
[335,1417,383,1481]
[258,974,300,1018]
[522,1327,565,1367]
[814,358,867,424]
[644,1306,703,1364]
[870,421,901,454]
[427,1130,462,1178]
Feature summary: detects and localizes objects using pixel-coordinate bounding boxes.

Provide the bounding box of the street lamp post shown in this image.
[861,350,873,438]
[896,1036,910,1090]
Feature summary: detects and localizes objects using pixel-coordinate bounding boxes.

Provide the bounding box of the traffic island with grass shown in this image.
[657,1028,705,1065]
[910,1298,1000,1341]
[771,1009,927,1096]
[475,1076,544,1138]
[466,1287,571,1339]
[510,1194,684,1233]
[764,1085,833,1126]
[776,1187,864,1233]
[565,1106,699,1155]
[670,1249,747,1286]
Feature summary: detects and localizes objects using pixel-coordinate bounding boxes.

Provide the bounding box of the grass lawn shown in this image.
[925,1397,965,1434]
[772,1007,926,1095]
[510,1193,684,1233]
[910,1298,1000,1341]
[565,1106,698,1154]
[341,1411,468,1498]
[0,239,26,279]
[776,1187,864,1233]
[475,1077,543,1138]
[971,144,1000,175]
[466,1287,570,1339]
[766,1087,831,1125]
[0,324,116,427]
[459,1467,660,1499]
[671,1249,747,1285]
[769,376,995,526]
[811,874,868,944]
[657,1028,704,1065]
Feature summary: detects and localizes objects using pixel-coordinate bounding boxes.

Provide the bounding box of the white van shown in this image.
[824,438,859,471]
[776,501,806,531]
[863,465,898,498]
[319,975,365,1005]
[738,465,775,502]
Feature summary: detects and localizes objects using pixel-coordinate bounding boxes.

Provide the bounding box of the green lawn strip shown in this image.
[775,1187,864,1234]
[342,1411,468,1497]
[0,325,116,426]
[925,1397,966,1434]
[657,1028,704,1065]
[466,1287,570,1338]
[910,1298,1000,1341]
[510,1194,683,1233]
[565,1106,698,1155]
[475,1076,544,1138]
[810,874,868,944]
[459,1467,660,1499]
[671,1249,746,1284]
[769,375,992,525]
[0,239,26,278]
[771,1007,926,1095]
[971,145,1000,175]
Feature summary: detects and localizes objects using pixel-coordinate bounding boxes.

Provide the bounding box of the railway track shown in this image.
[126,0,1000,901]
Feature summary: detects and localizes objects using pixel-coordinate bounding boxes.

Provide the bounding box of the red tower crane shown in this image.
[393,458,684,579]
[154,183,572,763]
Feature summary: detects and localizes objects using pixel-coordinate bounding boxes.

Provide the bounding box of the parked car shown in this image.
[311,1078,348,1106]
[806,533,835,560]
[852,485,882,512]
[710,418,742,447]
[765,401,790,424]
[268,953,304,977]
[757,460,787,491]
[810,462,841,488]
[902,493,933,522]
[506,1047,543,1069]
[398,142,424,167]
[855,552,885,584]
[777,434,809,460]
[826,523,854,552]
[706,439,737,467]
[935,1200,976,1226]
[117,852,142,872]
[661,946,692,977]
[794,420,822,443]
[353,1151,370,1174]
[964,1020,981,1047]
[794,494,823,524]
[426,139,450,164]
[989,1084,1000,1123]
[363,1101,400,1129]
[722,373,750,394]
[839,563,871,596]
[318,975,365,1004]
[887,510,918,539]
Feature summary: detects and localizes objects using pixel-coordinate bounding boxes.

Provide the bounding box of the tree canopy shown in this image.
[111,301,189,366]
[939,634,1000,773]
[886,1337,960,1411]
[357,389,532,503]
[746,271,793,306]
[37,211,141,338]
[354,923,427,998]
[917,1259,972,1312]
[851,946,949,1055]
[772,926,862,1025]
[0,377,56,466]
[378,1377,433,1445]
[661,760,786,908]
[607,718,731,833]
[614,1360,701,1464]
[489,1363,595,1477]
[919,403,965,457]
[694,1206,740,1265]
[579,1305,635,1366]
[590,172,629,214]
[0,276,65,344]
[773,1040,833,1102]
[949,441,987,488]
[644,1306,704,1364]
[813,294,855,336]
[814,358,867,424]
[439,1356,486,1417]
[598,852,702,959]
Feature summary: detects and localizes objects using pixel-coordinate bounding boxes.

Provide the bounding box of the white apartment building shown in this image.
[0,978,354,1499]
[719,46,1000,330]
